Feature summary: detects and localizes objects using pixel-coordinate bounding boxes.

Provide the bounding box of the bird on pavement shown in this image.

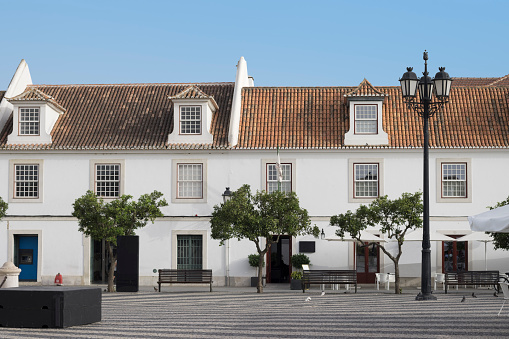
[321,291,325,296]
[494,292,499,297]
[154,287,158,292]
[472,292,477,298]
[305,297,312,302]
[461,296,466,302]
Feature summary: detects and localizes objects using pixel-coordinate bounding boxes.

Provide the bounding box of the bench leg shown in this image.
[210,283,212,292]
[158,283,161,292]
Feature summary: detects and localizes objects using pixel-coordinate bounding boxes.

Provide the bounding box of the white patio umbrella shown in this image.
[325,231,385,271]
[456,232,493,271]
[468,204,509,233]
[403,229,455,242]
[325,230,386,243]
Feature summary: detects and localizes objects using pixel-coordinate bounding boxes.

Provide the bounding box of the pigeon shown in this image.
[305,297,312,302]
[494,292,499,297]
[321,291,325,296]
[472,292,477,298]
[154,287,158,292]
[461,296,466,302]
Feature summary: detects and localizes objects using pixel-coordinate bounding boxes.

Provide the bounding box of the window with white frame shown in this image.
[19,107,40,135]
[266,163,292,193]
[180,106,201,134]
[95,164,120,198]
[354,105,377,134]
[177,163,203,198]
[354,163,379,198]
[14,164,39,198]
[442,163,467,198]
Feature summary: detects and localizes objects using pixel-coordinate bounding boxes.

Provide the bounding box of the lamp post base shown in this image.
[415,292,437,301]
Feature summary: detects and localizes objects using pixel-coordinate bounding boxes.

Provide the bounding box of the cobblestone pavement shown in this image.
[1,286,509,338]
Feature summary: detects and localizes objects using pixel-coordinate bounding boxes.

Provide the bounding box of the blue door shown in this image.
[17,236,38,281]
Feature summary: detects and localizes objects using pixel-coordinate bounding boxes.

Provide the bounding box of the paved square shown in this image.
[1,288,508,338]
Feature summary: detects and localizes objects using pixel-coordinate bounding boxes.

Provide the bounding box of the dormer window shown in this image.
[19,107,40,135]
[7,87,65,145]
[168,85,218,145]
[180,106,201,134]
[344,79,388,146]
[354,105,377,134]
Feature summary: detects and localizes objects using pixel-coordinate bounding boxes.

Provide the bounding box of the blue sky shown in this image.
[1,0,507,89]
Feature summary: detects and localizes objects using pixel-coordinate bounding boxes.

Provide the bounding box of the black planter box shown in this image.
[290,279,302,290]
[0,286,101,328]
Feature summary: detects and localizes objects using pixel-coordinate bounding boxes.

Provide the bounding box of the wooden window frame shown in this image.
[95,163,121,198]
[266,163,292,193]
[354,104,378,135]
[13,164,40,199]
[177,163,204,199]
[441,162,467,198]
[18,107,40,136]
[179,105,202,135]
[353,163,379,198]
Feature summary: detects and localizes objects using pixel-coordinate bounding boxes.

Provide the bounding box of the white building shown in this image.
[1,58,508,287]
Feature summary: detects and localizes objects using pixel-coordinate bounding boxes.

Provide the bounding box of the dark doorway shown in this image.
[443,236,467,272]
[356,242,379,283]
[91,239,116,283]
[267,235,291,283]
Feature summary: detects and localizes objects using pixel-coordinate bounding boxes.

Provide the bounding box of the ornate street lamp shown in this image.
[399,51,452,301]
[222,187,232,203]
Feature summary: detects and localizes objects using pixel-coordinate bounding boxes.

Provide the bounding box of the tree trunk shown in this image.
[257,253,264,293]
[394,261,400,294]
[106,241,116,292]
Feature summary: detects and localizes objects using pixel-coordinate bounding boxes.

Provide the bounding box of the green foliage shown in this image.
[72,190,167,291]
[210,184,318,293]
[291,271,303,280]
[488,197,509,251]
[330,192,423,294]
[291,253,310,270]
[0,196,7,220]
[248,254,264,268]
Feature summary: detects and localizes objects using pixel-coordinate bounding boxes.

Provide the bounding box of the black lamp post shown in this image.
[222,187,232,203]
[399,51,452,301]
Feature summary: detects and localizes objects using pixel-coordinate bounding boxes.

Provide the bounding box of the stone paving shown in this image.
[1,284,508,338]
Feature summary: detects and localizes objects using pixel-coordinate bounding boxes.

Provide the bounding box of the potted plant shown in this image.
[248,254,265,287]
[290,253,310,290]
[290,271,303,290]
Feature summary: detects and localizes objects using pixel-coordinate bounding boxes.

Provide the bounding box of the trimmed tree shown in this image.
[330,192,423,294]
[0,196,7,221]
[488,196,509,250]
[210,184,319,293]
[72,190,168,292]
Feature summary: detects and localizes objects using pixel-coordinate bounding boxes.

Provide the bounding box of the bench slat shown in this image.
[302,270,357,293]
[444,271,499,293]
[157,269,213,292]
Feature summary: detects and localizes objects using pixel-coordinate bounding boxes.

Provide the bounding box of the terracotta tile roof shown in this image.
[168,85,219,110]
[7,87,66,113]
[0,83,234,150]
[345,79,386,97]
[453,75,509,87]
[236,84,509,149]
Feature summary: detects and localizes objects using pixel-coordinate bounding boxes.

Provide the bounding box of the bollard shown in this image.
[0,261,22,288]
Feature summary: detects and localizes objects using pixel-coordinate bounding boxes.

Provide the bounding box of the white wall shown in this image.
[1,147,509,285]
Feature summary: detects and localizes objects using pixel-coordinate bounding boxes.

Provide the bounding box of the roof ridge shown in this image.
[487,74,509,86]
[28,82,234,87]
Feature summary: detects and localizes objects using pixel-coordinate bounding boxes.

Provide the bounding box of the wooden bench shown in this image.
[157,269,213,292]
[445,271,499,293]
[302,270,357,293]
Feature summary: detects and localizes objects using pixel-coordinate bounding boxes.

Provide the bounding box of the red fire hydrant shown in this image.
[54,273,63,286]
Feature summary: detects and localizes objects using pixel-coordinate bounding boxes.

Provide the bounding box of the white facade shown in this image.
[1,59,509,287]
